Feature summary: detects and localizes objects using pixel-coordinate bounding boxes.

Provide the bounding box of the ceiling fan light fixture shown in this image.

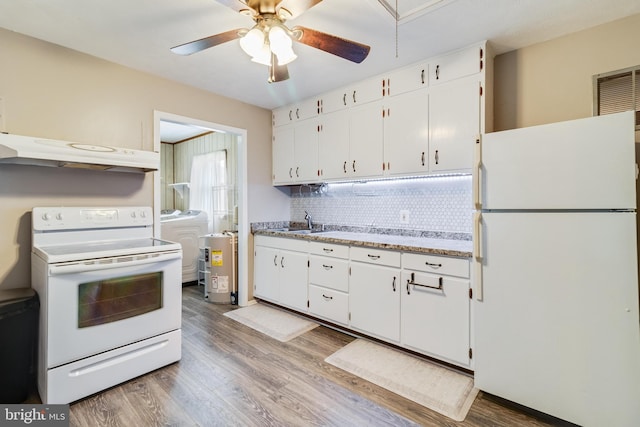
[251,42,272,66]
[239,27,264,58]
[268,25,297,65]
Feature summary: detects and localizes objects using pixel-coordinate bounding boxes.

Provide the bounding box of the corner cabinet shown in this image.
[271,41,492,185]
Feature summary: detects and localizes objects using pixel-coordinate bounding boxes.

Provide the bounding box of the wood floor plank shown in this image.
[64,285,571,427]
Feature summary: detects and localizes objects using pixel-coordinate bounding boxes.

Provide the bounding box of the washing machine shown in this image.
[161,210,208,283]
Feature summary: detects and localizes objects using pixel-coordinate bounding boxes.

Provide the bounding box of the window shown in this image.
[594,66,640,140]
[189,150,228,233]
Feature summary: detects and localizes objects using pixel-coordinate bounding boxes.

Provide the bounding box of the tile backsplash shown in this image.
[291,175,473,234]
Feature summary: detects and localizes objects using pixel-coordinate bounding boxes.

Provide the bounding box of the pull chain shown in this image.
[395,0,398,58]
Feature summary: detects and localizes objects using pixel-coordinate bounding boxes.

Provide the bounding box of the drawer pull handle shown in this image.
[392,276,396,292]
[407,272,443,294]
[322,294,333,300]
[322,264,333,270]
[425,261,442,269]
[273,255,278,266]
[367,254,380,260]
[322,248,334,253]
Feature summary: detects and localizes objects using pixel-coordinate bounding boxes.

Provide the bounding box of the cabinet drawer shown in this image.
[350,247,400,267]
[402,253,469,278]
[308,285,349,326]
[254,235,309,252]
[309,241,349,258]
[309,255,349,292]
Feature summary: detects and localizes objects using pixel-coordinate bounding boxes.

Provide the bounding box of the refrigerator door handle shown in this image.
[473,211,483,301]
[473,134,482,210]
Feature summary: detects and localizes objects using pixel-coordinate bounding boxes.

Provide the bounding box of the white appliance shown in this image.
[200,232,238,304]
[472,111,640,426]
[31,206,182,404]
[161,210,208,283]
[0,132,159,173]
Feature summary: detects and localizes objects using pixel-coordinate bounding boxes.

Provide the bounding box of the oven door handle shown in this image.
[48,251,182,275]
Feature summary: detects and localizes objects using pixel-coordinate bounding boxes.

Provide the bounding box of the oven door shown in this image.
[45,250,182,368]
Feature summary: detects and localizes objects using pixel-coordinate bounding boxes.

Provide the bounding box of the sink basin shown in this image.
[283,229,326,234]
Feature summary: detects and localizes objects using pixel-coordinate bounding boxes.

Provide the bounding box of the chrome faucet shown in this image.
[304,210,313,230]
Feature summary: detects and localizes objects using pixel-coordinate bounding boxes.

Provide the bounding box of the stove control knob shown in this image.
[56,213,63,221]
[139,211,146,218]
[130,211,136,218]
[42,213,51,221]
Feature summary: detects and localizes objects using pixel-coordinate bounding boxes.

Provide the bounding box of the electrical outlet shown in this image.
[400,210,410,224]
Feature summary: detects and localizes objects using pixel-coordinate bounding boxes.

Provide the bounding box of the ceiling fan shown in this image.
[170,0,371,83]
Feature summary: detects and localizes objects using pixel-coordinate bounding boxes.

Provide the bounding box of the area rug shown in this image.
[325,339,478,421]
[223,303,318,342]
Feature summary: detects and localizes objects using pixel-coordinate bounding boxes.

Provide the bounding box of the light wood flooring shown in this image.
[65,285,572,426]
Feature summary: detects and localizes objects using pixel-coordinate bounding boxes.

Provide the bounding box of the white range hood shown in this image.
[0,132,158,173]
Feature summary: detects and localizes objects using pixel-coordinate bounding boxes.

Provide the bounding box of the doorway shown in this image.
[153,111,249,306]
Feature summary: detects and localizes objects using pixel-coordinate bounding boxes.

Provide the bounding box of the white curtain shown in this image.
[189,150,228,233]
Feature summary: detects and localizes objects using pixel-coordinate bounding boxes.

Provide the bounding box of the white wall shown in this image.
[494,13,640,130]
[0,28,289,290]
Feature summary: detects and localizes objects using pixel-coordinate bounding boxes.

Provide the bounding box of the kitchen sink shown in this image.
[283,229,327,234]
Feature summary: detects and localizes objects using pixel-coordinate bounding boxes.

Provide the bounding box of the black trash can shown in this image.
[0,288,39,403]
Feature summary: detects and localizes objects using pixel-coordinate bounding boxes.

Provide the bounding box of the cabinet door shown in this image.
[401,271,470,366]
[350,262,400,342]
[349,101,384,179]
[383,89,429,176]
[430,45,482,85]
[254,245,280,302]
[429,75,480,173]
[318,110,350,180]
[278,249,309,312]
[294,120,320,183]
[351,78,384,105]
[272,126,295,184]
[385,63,428,97]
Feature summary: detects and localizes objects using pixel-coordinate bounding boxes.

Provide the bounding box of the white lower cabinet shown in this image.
[253,236,309,312]
[308,285,349,326]
[254,236,472,368]
[349,258,401,343]
[401,253,471,366]
[308,242,349,325]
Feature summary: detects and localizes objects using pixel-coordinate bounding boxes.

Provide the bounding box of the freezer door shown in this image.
[478,111,636,210]
[474,211,640,427]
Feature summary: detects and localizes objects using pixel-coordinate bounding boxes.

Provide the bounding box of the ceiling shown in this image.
[1,0,639,111]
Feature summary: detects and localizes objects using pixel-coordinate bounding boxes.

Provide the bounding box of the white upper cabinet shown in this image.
[321,78,384,114]
[383,89,430,176]
[429,75,481,173]
[429,44,484,85]
[272,40,491,185]
[318,110,350,180]
[384,62,429,97]
[272,119,320,185]
[273,98,321,127]
[348,101,384,179]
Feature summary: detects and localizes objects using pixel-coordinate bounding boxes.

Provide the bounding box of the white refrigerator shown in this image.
[472,111,640,427]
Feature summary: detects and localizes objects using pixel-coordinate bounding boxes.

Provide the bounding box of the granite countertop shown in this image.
[253,225,472,258]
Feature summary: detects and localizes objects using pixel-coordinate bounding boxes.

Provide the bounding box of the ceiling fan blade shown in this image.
[292,26,370,64]
[170,28,245,55]
[216,0,257,15]
[277,0,323,19]
[268,53,290,83]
